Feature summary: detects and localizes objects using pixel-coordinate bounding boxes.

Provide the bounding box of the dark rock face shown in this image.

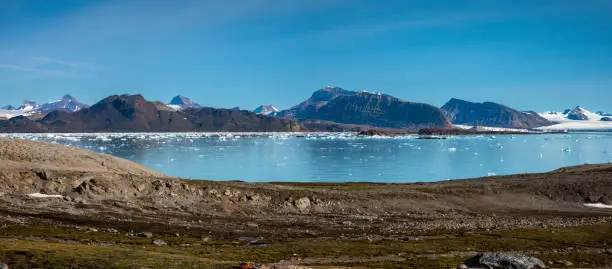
[0,95,302,133]
[601,117,612,122]
[277,86,355,119]
[460,252,546,269]
[0,116,49,132]
[441,98,552,129]
[183,107,302,132]
[279,87,451,130]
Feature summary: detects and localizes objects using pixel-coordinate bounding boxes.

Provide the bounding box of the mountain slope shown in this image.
[1,94,303,133]
[278,87,450,130]
[277,86,355,119]
[441,98,552,129]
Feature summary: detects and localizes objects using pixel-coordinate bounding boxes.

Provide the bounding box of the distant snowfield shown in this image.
[584,203,612,209]
[537,106,612,132]
[537,121,612,132]
[453,124,529,132]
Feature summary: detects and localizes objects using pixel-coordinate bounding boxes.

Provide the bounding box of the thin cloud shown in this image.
[29,56,103,71]
[0,63,66,76]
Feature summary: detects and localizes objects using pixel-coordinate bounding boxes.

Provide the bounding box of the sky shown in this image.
[0,0,611,112]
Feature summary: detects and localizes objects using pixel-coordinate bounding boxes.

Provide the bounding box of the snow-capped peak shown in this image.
[0,94,88,119]
[167,95,201,110]
[253,105,280,116]
[540,106,605,122]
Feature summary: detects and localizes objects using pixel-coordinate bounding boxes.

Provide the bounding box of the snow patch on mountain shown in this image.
[167,95,200,110]
[253,105,280,116]
[540,106,607,122]
[0,95,87,119]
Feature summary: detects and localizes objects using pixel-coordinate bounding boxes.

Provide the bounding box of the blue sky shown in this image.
[1,0,611,112]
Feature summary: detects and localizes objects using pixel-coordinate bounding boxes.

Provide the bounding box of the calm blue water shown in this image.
[4,133,612,182]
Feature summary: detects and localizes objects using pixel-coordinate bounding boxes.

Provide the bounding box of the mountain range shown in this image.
[441,98,553,129]
[276,87,452,129]
[0,95,302,133]
[0,95,88,119]
[0,87,609,132]
[540,106,611,122]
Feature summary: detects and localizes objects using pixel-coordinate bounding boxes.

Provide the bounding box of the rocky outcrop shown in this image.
[601,117,612,122]
[442,98,553,129]
[279,87,451,130]
[459,253,546,269]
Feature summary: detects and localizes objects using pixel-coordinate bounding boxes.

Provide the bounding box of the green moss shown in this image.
[0,223,610,268]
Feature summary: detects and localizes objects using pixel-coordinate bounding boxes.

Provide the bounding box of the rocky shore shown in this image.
[0,137,611,268]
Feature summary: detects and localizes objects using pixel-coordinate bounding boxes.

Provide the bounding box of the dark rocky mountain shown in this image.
[183,107,302,132]
[0,95,302,133]
[601,117,612,122]
[168,95,201,110]
[278,87,450,130]
[0,116,49,132]
[596,111,611,116]
[277,86,356,119]
[441,98,553,129]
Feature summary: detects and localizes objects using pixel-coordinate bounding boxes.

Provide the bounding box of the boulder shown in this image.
[152,239,167,246]
[294,197,311,212]
[459,252,546,269]
[136,232,153,238]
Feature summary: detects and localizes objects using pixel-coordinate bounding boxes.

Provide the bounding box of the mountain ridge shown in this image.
[277,87,451,130]
[1,94,302,133]
[441,98,553,129]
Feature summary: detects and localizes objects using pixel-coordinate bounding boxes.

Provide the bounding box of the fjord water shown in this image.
[6,133,612,182]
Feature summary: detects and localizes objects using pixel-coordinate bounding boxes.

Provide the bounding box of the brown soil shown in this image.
[0,137,611,268]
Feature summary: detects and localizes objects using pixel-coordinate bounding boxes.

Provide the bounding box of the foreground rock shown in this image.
[459,252,546,269]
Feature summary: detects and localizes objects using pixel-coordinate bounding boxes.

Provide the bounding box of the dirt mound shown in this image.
[0,137,163,176]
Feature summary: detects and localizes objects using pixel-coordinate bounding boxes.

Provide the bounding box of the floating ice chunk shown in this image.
[448,147,457,152]
[584,203,612,209]
[562,147,571,153]
[27,193,63,198]
[487,172,496,176]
